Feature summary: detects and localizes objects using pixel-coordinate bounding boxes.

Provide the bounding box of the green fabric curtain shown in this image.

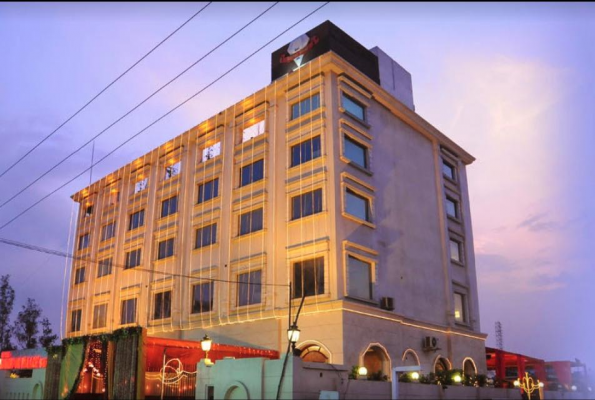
[43,348,63,400]
[58,341,85,399]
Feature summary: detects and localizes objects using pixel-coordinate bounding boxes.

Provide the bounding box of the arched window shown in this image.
[402,349,420,367]
[362,344,391,380]
[434,357,451,373]
[463,358,477,376]
[300,344,329,363]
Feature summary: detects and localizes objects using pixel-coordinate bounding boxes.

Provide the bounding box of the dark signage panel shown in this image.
[271,21,379,84]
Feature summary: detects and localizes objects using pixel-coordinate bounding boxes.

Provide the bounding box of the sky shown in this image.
[1,2,594,372]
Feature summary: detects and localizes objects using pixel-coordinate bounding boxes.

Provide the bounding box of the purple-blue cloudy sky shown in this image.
[1,2,594,370]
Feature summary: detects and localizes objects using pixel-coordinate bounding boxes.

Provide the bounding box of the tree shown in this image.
[0,275,15,351]
[13,298,41,349]
[39,317,58,348]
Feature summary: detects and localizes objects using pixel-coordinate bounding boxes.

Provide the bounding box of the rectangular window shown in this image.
[71,309,82,333]
[345,188,371,222]
[237,270,262,306]
[108,191,120,206]
[292,257,324,299]
[445,197,459,219]
[450,239,462,263]
[291,93,321,120]
[442,160,456,181]
[454,292,466,323]
[348,255,373,300]
[161,196,178,218]
[291,189,323,220]
[120,298,137,325]
[125,249,141,269]
[242,120,265,142]
[195,223,217,249]
[153,291,171,320]
[240,159,264,187]
[239,208,263,236]
[198,178,219,204]
[157,238,175,260]
[101,222,116,241]
[344,136,368,169]
[134,177,148,194]
[341,93,365,121]
[129,210,145,231]
[290,136,321,167]
[191,282,214,314]
[92,304,108,329]
[165,161,181,180]
[84,205,93,217]
[97,258,112,277]
[78,233,90,250]
[74,267,85,284]
[202,142,221,162]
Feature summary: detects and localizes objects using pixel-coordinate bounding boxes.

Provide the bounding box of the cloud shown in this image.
[517,212,560,232]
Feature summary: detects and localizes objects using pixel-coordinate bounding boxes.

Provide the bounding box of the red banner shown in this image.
[0,351,47,370]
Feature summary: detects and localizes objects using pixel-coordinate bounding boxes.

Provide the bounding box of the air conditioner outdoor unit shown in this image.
[422,336,439,351]
[380,297,394,311]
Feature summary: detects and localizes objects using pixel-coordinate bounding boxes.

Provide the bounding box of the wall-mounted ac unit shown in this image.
[422,336,439,351]
[380,297,394,311]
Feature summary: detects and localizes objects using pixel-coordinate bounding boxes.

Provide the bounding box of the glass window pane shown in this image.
[450,240,461,262]
[442,160,455,180]
[342,94,365,120]
[446,198,458,218]
[242,120,266,142]
[348,256,372,299]
[251,208,263,232]
[454,293,465,323]
[292,257,324,299]
[344,136,367,168]
[202,142,221,162]
[346,189,370,222]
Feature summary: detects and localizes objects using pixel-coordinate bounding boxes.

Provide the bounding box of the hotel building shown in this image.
[67,21,487,378]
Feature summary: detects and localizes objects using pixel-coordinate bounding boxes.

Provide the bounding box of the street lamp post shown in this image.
[201,334,213,365]
[513,372,544,400]
[287,324,300,354]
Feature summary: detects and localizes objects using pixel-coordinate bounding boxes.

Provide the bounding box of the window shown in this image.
[74,267,85,284]
[133,177,148,194]
[125,249,141,269]
[344,136,368,169]
[78,233,90,250]
[191,282,214,314]
[120,298,137,325]
[157,238,175,260]
[454,292,467,323]
[101,222,116,241]
[129,210,145,231]
[195,223,217,249]
[202,142,221,162]
[347,256,373,300]
[161,196,178,218]
[450,239,462,263]
[165,161,181,180]
[71,309,82,333]
[108,190,120,206]
[341,93,365,121]
[237,270,262,306]
[240,159,264,187]
[239,208,263,236]
[242,120,265,142]
[97,258,112,277]
[198,178,219,204]
[291,93,320,120]
[153,291,171,320]
[92,304,107,329]
[292,257,324,298]
[84,205,93,217]
[442,160,456,181]
[291,136,321,167]
[445,197,459,219]
[291,189,322,220]
[345,188,371,222]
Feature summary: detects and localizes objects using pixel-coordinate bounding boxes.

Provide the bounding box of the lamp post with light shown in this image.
[201,334,213,366]
[513,372,544,400]
[287,324,301,354]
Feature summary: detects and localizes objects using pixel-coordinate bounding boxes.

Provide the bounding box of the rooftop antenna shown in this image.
[495,321,504,350]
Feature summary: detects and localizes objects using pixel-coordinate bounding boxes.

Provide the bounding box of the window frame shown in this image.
[153,291,172,320]
[292,257,325,299]
[78,233,90,251]
[290,135,322,168]
[201,142,221,162]
[100,221,117,242]
[341,92,366,122]
[70,309,82,333]
[238,208,264,236]
[161,195,179,218]
[342,134,369,170]
[237,270,262,307]
[157,237,175,260]
[74,267,86,285]
[290,93,321,121]
[120,298,137,325]
[195,223,217,249]
[346,254,374,301]
[197,178,220,204]
[164,161,181,180]
[291,188,323,220]
[344,187,373,224]
[92,303,108,329]
[191,282,214,314]
[442,159,457,182]
[97,257,113,277]
[445,196,460,220]
[453,292,468,324]
[129,209,145,231]
[125,248,142,269]
[449,238,464,265]
[240,159,265,187]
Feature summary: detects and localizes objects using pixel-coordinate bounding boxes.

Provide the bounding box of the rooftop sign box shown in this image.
[271,20,380,84]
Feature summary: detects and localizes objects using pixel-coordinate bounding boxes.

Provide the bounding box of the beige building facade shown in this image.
[67,22,486,378]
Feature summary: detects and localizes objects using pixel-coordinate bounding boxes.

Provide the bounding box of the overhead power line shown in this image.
[0,236,288,288]
[0,2,329,231]
[0,2,278,210]
[0,2,212,180]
